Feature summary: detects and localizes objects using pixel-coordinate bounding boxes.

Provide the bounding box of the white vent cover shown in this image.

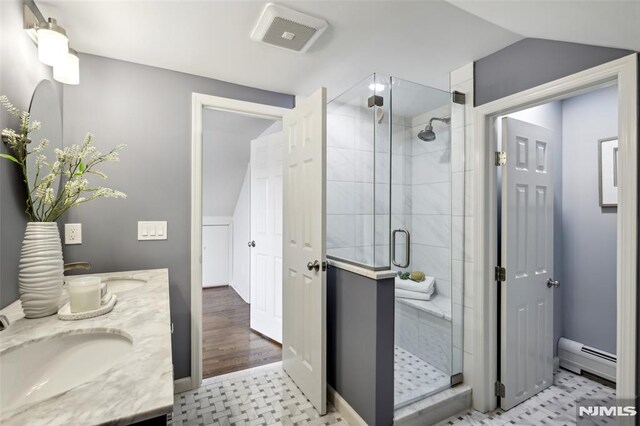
[250,3,328,53]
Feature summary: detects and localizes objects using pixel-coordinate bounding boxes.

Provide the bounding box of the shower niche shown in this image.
[327,74,466,410]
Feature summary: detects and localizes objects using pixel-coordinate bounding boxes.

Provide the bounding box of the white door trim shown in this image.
[472,54,638,413]
[190,93,291,391]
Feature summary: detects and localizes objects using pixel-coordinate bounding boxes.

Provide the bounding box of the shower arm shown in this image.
[428,116,451,127]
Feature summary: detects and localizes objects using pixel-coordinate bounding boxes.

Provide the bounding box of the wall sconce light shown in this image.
[37,18,69,66]
[53,48,79,85]
[24,3,79,85]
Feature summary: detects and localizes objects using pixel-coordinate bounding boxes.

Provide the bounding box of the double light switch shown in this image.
[138,221,168,241]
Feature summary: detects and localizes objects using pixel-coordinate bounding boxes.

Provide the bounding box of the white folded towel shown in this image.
[395,276,436,294]
[395,288,434,301]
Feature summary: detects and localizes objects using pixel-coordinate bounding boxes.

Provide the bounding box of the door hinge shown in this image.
[451,372,463,386]
[452,91,466,105]
[367,95,383,108]
[494,381,505,397]
[495,266,506,282]
[495,151,506,166]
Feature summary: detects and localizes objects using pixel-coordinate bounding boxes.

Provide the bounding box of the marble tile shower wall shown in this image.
[409,105,452,299]
[327,103,380,266]
[387,115,412,269]
[327,100,456,279]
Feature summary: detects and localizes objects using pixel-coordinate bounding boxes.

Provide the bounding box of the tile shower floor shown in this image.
[395,345,450,407]
[171,362,346,426]
[436,369,617,425]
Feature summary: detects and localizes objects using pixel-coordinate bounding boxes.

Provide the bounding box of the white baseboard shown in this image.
[174,376,193,394]
[327,385,367,426]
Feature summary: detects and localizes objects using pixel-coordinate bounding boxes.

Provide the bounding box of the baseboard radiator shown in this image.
[558,337,616,382]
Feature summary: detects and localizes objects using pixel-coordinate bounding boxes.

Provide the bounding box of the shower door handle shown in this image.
[392,229,410,268]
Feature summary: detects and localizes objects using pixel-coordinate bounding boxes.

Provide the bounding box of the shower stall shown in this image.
[327,74,465,410]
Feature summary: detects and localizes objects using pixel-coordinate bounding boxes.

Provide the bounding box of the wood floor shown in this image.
[202,286,282,379]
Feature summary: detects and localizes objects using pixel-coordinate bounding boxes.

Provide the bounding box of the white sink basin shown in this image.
[0,331,133,414]
[104,278,146,294]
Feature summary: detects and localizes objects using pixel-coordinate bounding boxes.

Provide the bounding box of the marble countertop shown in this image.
[0,269,174,426]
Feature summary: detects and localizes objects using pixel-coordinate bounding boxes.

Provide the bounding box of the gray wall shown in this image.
[327,267,394,426]
[58,54,293,379]
[561,85,618,354]
[474,38,632,106]
[0,0,63,309]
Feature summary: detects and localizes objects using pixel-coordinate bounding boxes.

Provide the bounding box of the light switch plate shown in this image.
[64,223,82,245]
[138,221,168,241]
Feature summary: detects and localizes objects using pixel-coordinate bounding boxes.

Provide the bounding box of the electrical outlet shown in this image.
[65,223,82,245]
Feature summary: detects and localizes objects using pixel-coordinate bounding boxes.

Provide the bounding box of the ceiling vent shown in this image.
[250,3,328,53]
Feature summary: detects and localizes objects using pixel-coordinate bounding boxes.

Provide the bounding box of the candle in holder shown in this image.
[67,276,102,313]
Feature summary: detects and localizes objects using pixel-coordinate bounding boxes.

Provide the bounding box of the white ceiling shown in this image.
[202,109,276,217]
[35,0,521,98]
[36,1,637,99]
[448,0,640,52]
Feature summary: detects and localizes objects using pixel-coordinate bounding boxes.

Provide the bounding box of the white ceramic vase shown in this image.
[18,222,64,318]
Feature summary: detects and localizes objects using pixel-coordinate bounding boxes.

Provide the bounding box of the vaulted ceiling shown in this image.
[35,0,519,97]
[36,1,638,99]
[448,0,640,52]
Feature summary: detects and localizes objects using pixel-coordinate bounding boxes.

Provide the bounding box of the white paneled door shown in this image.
[250,132,284,343]
[282,88,327,414]
[501,117,555,410]
[202,225,230,287]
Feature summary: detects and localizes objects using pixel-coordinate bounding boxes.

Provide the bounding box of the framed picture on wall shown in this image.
[599,137,619,207]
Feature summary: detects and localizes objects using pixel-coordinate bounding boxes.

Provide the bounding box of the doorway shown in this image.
[471,54,637,413]
[200,108,283,379]
[496,84,619,410]
[189,90,329,415]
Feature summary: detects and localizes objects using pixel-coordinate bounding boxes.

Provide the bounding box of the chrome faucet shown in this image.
[64,262,91,273]
[0,314,9,331]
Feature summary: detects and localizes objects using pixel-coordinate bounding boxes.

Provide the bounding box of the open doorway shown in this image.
[495,83,620,411]
[201,108,283,379]
[469,55,637,414]
[190,90,328,414]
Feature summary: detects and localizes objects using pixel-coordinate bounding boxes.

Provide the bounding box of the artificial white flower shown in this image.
[32,139,49,153]
[2,97,126,221]
[35,154,46,170]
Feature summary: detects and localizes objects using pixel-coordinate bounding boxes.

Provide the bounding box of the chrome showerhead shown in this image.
[417,125,436,142]
[417,116,450,142]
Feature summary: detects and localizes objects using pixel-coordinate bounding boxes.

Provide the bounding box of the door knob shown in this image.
[248,240,256,247]
[547,278,560,288]
[307,260,320,272]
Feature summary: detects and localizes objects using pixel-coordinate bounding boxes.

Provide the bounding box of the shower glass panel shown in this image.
[390,77,459,408]
[327,74,390,270]
[327,74,464,409]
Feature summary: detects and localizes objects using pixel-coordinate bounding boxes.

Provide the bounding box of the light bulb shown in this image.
[54,48,79,85]
[37,18,68,66]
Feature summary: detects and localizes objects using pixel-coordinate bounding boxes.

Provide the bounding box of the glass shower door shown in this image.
[390,77,461,408]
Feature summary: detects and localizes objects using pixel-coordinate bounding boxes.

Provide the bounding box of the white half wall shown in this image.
[232,164,251,302]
